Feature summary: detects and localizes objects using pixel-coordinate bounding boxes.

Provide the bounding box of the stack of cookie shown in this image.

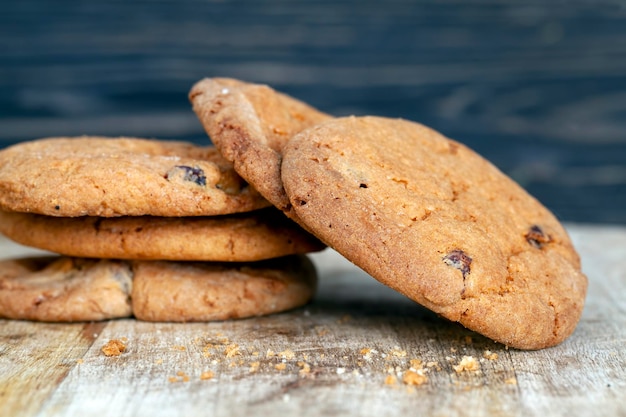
[0,76,588,350]
[189,78,588,350]
[0,137,324,322]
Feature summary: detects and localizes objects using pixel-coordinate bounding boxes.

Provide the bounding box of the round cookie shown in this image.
[131,255,317,322]
[0,255,317,322]
[281,116,588,350]
[189,77,331,220]
[0,136,270,217]
[0,208,324,261]
[0,256,132,322]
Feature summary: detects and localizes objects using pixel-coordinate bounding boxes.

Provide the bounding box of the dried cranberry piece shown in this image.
[525,225,551,248]
[443,249,472,279]
[165,165,206,186]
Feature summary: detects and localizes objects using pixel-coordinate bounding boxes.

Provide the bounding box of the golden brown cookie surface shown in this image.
[189,77,331,219]
[0,256,132,322]
[0,208,324,261]
[131,255,317,322]
[0,136,269,217]
[281,116,587,350]
[0,255,317,322]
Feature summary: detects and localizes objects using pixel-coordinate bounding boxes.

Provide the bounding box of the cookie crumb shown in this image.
[409,359,423,370]
[169,371,190,383]
[454,356,480,373]
[249,361,261,373]
[402,370,428,386]
[171,345,186,351]
[76,359,84,364]
[384,375,398,385]
[200,371,215,380]
[505,377,517,385]
[101,339,126,356]
[389,346,407,358]
[483,350,498,361]
[275,363,287,371]
[224,343,241,358]
[279,349,295,360]
[297,361,311,376]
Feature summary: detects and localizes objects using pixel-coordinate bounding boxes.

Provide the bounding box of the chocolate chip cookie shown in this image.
[281,115,587,349]
[0,136,269,217]
[189,77,331,220]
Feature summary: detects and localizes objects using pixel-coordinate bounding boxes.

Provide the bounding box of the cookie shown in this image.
[281,116,587,350]
[189,77,331,219]
[0,208,324,261]
[0,255,317,322]
[131,255,317,322]
[0,256,132,322]
[0,136,270,217]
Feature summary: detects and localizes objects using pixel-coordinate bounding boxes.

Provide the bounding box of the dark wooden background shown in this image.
[1,0,625,224]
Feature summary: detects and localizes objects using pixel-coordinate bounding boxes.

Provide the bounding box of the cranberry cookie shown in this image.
[0,136,269,217]
[281,116,587,349]
[189,77,331,220]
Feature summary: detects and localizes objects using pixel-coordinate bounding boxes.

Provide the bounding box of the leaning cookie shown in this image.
[131,255,317,322]
[0,136,270,217]
[0,256,132,322]
[281,116,587,350]
[189,77,331,220]
[0,208,325,261]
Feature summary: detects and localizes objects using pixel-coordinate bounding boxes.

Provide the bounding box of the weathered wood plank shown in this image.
[0,225,624,417]
[0,321,106,417]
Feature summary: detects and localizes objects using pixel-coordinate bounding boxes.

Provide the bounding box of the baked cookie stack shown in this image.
[189,78,588,350]
[0,137,324,322]
[0,76,588,350]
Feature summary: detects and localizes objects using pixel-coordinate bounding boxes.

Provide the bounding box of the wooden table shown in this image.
[1,224,625,417]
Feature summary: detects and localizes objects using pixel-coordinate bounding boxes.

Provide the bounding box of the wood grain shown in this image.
[0,224,625,416]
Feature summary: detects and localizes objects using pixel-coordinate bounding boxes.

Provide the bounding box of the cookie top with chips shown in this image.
[0,136,269,217]
[281,115,587,350]
[189,77,331,220]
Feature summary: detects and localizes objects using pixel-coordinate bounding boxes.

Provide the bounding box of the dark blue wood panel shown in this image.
[1,0,625,224]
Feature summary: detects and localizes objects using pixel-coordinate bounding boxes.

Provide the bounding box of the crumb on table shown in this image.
[454,355,480,373]
[101,339,127,356]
